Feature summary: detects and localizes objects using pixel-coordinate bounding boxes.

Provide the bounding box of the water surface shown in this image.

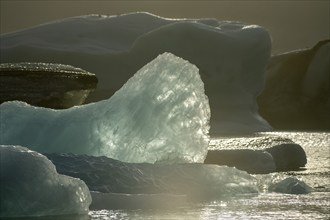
[89,132,330,219]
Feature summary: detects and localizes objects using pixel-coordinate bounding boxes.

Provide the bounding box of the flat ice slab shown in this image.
[45,153,258,200]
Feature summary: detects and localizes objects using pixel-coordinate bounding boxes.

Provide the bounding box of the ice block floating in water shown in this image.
[0,12,272,134]
[0,53,210,163]
[45,152,259,201]
[0,145,91,218]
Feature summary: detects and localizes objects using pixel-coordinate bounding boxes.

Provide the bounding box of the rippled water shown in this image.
[90,192,329,219]
[89,132,330,220]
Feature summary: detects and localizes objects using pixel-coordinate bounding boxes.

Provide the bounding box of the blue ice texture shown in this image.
[0,53,210,163]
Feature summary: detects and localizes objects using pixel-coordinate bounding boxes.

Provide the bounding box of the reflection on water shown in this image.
[210,132,330,188]
[0,214,91,220]
[88,132,330,220]
[5,132,329,220]
[89,192,330,219]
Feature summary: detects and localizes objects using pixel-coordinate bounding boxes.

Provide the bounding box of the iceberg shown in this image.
[259,40,330,130]
[45,153,258,201]
[0,12,272,134]
[0,53,210,163]
[0,145,91,218]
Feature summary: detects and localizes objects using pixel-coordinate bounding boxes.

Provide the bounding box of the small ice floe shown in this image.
[0,145,91,218]
[269,177,312,194]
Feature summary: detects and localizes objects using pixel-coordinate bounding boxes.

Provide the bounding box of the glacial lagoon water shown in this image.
[1,132,329,220]
[88,132,329,220]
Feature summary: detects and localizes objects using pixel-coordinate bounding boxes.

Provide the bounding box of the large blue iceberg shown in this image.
[0,12,272,134]
[0,145,91,218]
[0,53,210,163]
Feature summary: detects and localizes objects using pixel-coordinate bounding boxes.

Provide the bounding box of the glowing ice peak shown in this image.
[0,53,210,163]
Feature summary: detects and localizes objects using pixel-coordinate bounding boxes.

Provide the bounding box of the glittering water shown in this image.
[90,192,329,220]
[89,132,330,220]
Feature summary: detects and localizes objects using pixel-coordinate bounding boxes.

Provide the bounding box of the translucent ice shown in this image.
[0,145,91,218]
[0,53,210,163]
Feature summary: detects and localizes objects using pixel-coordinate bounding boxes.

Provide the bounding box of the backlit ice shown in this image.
[0,53,210,163]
